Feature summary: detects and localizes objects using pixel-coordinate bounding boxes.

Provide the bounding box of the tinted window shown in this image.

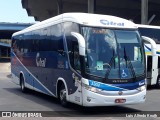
[50,24,64,52]
[139,27,160,44]
[13,23,64,53]
[64,22,80,70]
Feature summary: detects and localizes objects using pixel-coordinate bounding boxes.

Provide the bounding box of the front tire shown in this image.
[59,84,68,107]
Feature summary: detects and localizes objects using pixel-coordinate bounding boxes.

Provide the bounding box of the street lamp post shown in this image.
[141,0,148,24]
[88,0,96,13]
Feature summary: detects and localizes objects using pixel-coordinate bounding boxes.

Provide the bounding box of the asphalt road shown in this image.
[0,60,160,119]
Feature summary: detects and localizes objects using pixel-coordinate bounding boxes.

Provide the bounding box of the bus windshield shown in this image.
[82,27,145,81]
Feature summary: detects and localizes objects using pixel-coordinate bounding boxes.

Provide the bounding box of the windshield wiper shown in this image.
[105,50,116,81]
[123,47,137,81]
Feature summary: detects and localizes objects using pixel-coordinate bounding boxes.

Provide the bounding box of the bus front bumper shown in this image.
[82,87,146,107]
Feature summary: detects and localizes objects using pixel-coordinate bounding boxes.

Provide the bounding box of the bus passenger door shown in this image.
[146,56,152,85]
[147,55,158,85]
[151,55,158,85]
[68,41,83,105]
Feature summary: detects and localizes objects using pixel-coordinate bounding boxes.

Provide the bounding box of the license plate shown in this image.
[115,99,126,103]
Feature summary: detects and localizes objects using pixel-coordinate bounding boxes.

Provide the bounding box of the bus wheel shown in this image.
[20,75,27,93]
[59,84,68,107]
[156,76,160,89]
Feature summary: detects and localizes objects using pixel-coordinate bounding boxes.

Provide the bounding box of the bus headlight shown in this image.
[84,84,100,93]
[137,85,146,91]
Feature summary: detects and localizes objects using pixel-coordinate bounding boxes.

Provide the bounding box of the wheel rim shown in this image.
[21,80,24,90]
[21,77,25,91]
[60,89,66,102]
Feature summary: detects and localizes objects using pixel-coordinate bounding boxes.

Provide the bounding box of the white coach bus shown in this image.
[11,13,147,107]
[138,24,160,88]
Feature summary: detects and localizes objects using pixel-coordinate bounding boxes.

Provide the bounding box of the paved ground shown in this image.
[0,59,160,119]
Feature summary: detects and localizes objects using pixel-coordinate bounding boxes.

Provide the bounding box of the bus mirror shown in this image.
[71,32,86,56]
[142,36,157,56]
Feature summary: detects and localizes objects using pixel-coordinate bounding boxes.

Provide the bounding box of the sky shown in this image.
[0,0,36,23]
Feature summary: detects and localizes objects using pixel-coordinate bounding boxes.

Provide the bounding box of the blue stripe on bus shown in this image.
[89,79,145,91]
[33,79,52,95]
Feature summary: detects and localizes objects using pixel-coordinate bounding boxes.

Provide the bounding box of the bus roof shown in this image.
[137,24,160,29]
[13,13,137,36]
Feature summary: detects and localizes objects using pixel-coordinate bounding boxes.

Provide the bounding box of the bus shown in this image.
[138,24,160,88]
[11,13,147,107]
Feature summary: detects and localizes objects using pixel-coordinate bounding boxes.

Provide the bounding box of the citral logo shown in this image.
[100,19,124,26]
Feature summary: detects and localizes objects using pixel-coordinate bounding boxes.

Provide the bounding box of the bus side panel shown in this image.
[11,50,21,85]
[12,49,80,98]
[11,50,58,95]
[11,22,81,103]
[23,51,69,96]
[24,51,80,99]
